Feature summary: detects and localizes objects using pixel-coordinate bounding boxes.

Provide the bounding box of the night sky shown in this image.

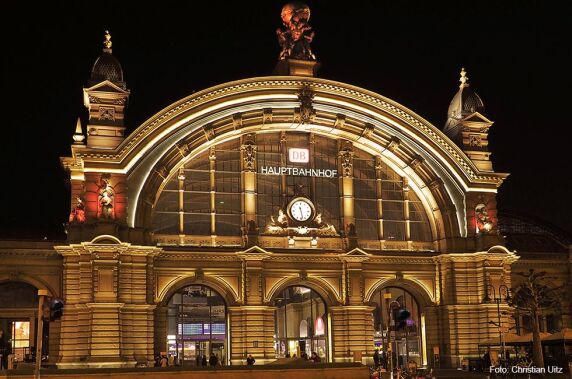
[2,1,570,240]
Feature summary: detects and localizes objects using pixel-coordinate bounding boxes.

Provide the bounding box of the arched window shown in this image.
[274,286,328,361]
[166,285,227,366]
[152,131,432,243]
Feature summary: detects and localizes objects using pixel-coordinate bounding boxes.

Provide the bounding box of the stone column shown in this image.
[330,305,375,364]
[232,248,275,364]
[335,252,374,364]
[241,135,258,245]
[153,305,168,359]
[338,143,355,244]
[228,306,275,365]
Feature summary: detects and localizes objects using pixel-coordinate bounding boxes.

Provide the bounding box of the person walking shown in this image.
[202,354,208,366]
[373,348,380,368]
[160,353,168,367]
[209,352,218,366]
[247,354,256,365]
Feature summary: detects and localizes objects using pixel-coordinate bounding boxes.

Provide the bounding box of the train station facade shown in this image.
[1,21,570,370]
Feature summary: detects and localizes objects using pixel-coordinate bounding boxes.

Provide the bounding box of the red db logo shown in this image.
[289,148,309,163]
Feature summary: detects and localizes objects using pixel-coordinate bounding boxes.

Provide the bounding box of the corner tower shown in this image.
[444,68,494,171]
[83,31,130,149]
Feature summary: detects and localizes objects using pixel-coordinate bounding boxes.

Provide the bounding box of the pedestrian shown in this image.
[209,352,218,366]
[483,350,491,371]
[247,354,256,365]
[168,353,174,366]
[196,354,201,366]
[381,351,387,369]
[373,348,380,368]
[313,352,321,363]
[310,352,320,362]
[160,353,168,367]
[202,355,208,366]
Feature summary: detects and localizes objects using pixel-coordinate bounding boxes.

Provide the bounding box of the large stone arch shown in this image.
[364,277,435,308]
[157,274,239,306]
[74,77,507,239]
[0,274,58,298]
[265,275,342,307]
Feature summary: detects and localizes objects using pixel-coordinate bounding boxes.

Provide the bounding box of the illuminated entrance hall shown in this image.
[166,285,227,365]
[274,286,328,361]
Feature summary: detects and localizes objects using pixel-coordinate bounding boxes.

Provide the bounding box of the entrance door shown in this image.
[166,285,227,366]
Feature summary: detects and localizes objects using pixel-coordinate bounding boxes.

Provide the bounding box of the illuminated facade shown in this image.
[1,21,570,371]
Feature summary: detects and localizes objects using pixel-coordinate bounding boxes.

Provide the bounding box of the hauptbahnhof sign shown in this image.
[260,166,338,178]
[260,148,338,178]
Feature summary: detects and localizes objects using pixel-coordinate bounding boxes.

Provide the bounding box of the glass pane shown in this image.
[383,221,406,240]
[152,212,179,234]
[215,215,241,236]
[184,192,211,213]
[155,190,178,212]
[183,214,211,235]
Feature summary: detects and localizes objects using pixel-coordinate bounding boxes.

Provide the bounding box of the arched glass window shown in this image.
[166,285,227,366]
[152,131,432,243]
[274,286,328,361]
[371,287,424,368]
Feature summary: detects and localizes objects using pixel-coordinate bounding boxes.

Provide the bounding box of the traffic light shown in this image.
[394,307,410,330]
[49,298,64,321]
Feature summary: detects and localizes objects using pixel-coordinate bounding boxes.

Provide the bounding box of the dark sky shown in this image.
[2,1,571,239]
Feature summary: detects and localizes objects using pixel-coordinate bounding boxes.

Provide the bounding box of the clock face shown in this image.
[289,199,313,222]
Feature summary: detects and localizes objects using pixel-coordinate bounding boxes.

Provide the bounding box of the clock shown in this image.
[287,197,315,222]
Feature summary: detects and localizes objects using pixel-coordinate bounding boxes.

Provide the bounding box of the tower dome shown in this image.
[89,31,125,88]
[444,68,485,139]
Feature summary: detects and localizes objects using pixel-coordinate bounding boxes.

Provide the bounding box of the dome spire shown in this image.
[103,30,112,53]
[459,67,469,88]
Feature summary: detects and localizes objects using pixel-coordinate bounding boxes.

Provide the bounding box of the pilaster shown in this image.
[228,306,276,365]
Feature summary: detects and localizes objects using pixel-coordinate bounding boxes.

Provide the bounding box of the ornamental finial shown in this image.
[459,67,469,88]
[73,117,85,144]
[103,30,112,51]
[276,2,316,61]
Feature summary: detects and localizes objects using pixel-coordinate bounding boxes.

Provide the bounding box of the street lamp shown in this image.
[483,284,511,363]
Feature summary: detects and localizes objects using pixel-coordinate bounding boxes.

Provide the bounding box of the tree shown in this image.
[510,269,561,368]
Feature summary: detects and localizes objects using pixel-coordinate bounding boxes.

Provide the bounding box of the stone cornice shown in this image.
[54,241,162,257]
[432,246,520,265]
[0,250,60,258]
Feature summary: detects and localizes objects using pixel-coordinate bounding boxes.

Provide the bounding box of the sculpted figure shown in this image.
[276,2,316,60]
[69,197,86,223]
[97,177,115,220]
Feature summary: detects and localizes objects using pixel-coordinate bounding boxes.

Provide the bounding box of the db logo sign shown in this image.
[288,148,309,163]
